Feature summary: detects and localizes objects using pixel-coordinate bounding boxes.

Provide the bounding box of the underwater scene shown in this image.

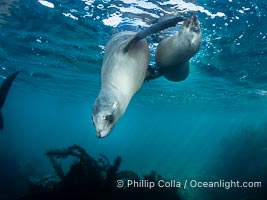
[0,0,267,199]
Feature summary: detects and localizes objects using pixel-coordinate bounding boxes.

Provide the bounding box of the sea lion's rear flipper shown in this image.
[123,16,184,53]
[0,71,20,130]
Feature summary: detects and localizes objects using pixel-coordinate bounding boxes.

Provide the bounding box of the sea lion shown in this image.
[92,16,184,138]
[0,71,20,130]
[146,15,202,82]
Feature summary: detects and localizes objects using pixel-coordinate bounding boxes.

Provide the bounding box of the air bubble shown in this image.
[97,4,104,9]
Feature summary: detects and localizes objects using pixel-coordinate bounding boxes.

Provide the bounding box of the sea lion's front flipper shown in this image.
[123,16,184,53]
[0,71,20,130]
[145,65,162,81]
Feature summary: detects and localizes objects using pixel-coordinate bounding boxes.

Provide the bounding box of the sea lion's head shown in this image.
[183,15,201,33]
[182,15,202,52]
[92,94,120,138]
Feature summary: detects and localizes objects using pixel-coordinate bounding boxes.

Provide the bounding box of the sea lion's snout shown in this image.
[92,101,116,138]
[189,15,200,33]
[192,15,197,22]
[96,131,102,138]
[93,118,112,138]
[95,125,112,138]
[96,130,108,138]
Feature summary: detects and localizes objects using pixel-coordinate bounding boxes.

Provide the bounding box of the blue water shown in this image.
[0,0,267,199]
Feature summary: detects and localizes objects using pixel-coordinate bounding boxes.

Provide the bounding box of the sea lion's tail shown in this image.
[0,71,20,130]
[123,16,184,53]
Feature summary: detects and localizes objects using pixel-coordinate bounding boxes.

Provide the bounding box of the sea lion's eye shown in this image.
[105,114,113,123]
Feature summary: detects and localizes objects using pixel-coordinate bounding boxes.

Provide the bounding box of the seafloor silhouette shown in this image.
[18,145,181,200]
[206,124,267,200]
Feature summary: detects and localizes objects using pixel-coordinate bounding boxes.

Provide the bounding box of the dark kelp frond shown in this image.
[19,145,181,200]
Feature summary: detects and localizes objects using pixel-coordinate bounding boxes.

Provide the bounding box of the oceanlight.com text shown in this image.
[116,179,262,190]
[188,180,262,189]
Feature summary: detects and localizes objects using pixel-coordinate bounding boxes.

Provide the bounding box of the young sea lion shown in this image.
[146,15,202,82]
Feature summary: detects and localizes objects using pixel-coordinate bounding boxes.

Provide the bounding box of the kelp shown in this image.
[19,144,181,200]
